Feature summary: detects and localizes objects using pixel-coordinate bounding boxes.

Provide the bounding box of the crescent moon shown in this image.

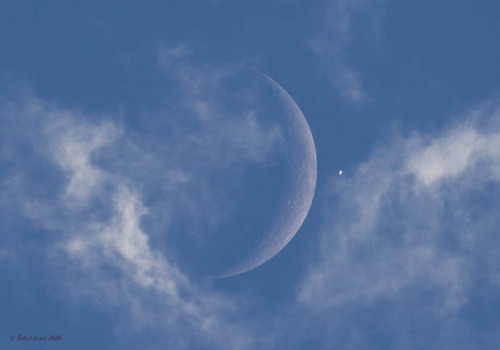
[218,75,317,278]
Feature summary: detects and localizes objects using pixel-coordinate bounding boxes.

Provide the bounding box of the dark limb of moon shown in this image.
[217,75,317,278]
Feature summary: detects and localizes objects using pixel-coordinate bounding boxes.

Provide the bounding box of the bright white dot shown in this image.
[339,170,343,175]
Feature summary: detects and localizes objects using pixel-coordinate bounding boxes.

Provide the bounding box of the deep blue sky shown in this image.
[2,1,500,349]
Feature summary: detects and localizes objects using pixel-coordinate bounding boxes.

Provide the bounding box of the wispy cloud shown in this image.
[310,0,385,104]
[157,47,284,166]
[297,99,500,346]
[62,180,252,349]
[158,44,192,66]
[0,64,285,347]
[46,116,121,204]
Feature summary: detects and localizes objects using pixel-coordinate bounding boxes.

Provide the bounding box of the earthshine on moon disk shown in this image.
[218,75,318,278]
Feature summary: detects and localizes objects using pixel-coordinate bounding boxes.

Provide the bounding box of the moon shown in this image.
[218,75,317,278]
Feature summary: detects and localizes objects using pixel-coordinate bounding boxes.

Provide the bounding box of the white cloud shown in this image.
[46,116,121,204]
[62,181,252,349]
[0,81,276,348]
[310,0,386,104]
[158,44,191,66]
[300,99,500,321]
[338,68,365,103]
[406,127,500,187]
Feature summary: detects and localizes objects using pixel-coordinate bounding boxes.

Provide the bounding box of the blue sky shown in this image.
[2,0,500,349]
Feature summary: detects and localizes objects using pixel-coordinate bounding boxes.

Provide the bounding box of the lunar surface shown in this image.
[217,75,317,278]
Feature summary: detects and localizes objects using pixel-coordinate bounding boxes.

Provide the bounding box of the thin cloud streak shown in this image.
[310,0,385,104]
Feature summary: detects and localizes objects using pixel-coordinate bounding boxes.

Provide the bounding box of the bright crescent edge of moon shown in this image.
[217,74,318,278]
